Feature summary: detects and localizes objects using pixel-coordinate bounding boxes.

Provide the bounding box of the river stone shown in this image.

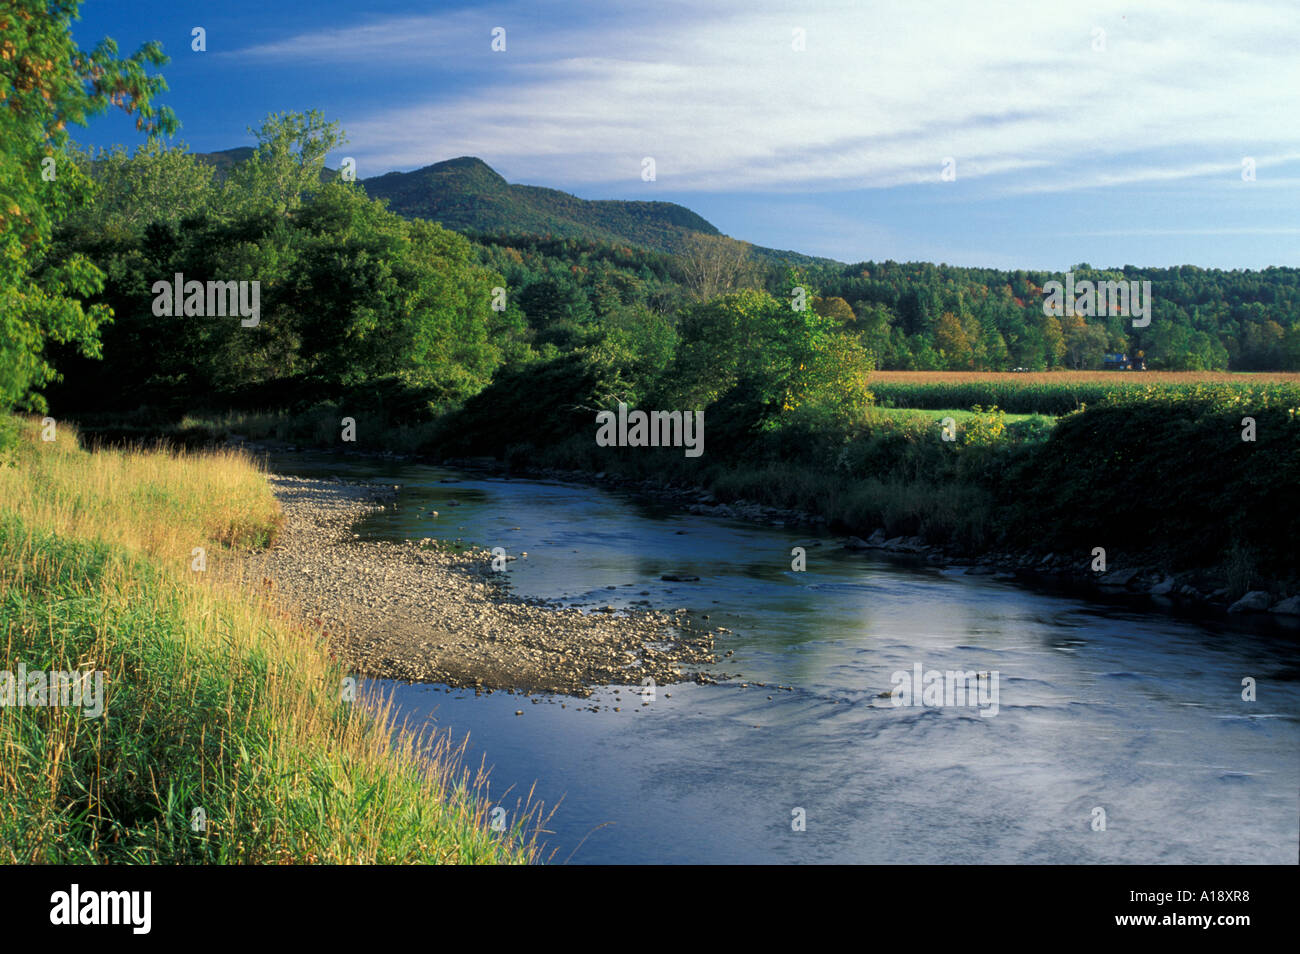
[1228,590,1272,614]
[240,474,718,697]
[1149,576,1176,596]
[1099,567,1140,587]
[1269,595,1300,615]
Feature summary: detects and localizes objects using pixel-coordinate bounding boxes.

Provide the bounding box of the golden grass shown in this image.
[0,421,281,565]
[0,417,543,864]
[871,370,1300,384]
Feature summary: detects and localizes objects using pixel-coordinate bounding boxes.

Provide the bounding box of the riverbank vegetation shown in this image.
[17,91,1297,599]
[6,7,1300,686]
[0,415,540,862]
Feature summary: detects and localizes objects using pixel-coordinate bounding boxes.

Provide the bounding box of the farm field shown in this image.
[870,370,1300,415]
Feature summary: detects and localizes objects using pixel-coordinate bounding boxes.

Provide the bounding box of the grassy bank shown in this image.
[435,380,1300,596]
[64,366,1300,602]
[0,416,538,864]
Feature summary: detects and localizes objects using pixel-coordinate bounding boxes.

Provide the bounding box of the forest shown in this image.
[11,111,1300,429]
[6,99,1299,587]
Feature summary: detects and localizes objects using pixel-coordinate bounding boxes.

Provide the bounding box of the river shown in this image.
[270,453,1300,864]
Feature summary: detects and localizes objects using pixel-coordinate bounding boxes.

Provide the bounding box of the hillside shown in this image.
[195,146,339,183]
[192,150,827,262]
[194,146,255,178]
[360,156,721,254]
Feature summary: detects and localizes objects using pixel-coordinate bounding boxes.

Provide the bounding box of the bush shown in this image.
[1004,394,1300,576]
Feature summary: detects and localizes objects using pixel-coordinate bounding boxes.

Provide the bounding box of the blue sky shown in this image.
[71,0,1300,270]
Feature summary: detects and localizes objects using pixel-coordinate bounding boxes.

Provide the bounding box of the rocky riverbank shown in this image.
[504,462,1300,624]
[236,474,720,696]
[229,438,1298,627]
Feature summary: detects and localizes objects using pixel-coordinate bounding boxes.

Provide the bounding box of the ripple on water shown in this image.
[266,454,1300,864]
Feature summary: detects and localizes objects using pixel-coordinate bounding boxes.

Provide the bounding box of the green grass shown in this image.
[0,416,542,863]
[870,406,1045,425]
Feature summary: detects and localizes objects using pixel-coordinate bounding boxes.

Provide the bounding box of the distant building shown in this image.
[1102,352,1146,371]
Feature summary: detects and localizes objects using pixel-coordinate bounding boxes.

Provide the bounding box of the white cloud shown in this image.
[231,0,1300,195]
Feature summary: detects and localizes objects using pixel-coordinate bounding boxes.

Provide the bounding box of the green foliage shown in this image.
[654,289,873,456]
[66,139,216,236]
[223,110,342,217]
[1004,392,1300,576]
[789,261,1300,372]
[959,405,1007,446]
[433,350,635,458]
[362,156,723,254]
[52,121,516,414]
[0,0,175,410]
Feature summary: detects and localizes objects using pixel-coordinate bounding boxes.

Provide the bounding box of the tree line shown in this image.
[5,0,1299,432]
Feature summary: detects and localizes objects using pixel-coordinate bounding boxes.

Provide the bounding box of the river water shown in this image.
[271,454,1299,864]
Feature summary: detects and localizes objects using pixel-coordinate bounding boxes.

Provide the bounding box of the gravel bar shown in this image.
[237,475,720,696]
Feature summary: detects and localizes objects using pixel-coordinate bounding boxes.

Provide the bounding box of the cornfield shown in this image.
[870,371,1300,415]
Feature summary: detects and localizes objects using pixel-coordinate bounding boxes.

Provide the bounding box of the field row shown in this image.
[870,371,1300,415]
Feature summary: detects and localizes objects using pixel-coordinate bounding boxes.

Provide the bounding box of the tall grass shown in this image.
[0,417,542,863]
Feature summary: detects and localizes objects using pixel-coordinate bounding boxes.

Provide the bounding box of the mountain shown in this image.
[195,146,340,183]
[194,151,828,263]
[360,156,721,254]
[194,146,256,178]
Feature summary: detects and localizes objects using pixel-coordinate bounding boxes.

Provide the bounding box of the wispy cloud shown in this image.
[228,0,1300,197]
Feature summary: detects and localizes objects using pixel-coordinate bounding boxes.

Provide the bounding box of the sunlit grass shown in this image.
[870,370,1300,415]
[0,416,543,864]
[868,406,1043,425]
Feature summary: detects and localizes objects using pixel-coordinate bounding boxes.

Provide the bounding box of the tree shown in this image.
[661,289,872,437]
[1041,314,1067,367]
[224,110,343,218]
[677,232,758,301]
[67,139,215,235]
[0,0,175,410]
[517,277,594,351]
[853,301,894,369]
[934,311,973,369]
[813,295,854,325]
[54,131,510,412]
[1062,316,1108,369]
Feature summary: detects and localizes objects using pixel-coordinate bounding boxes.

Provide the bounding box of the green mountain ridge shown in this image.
[362,156,720,253]
[193,150,829,263]
[194,146,255,177]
